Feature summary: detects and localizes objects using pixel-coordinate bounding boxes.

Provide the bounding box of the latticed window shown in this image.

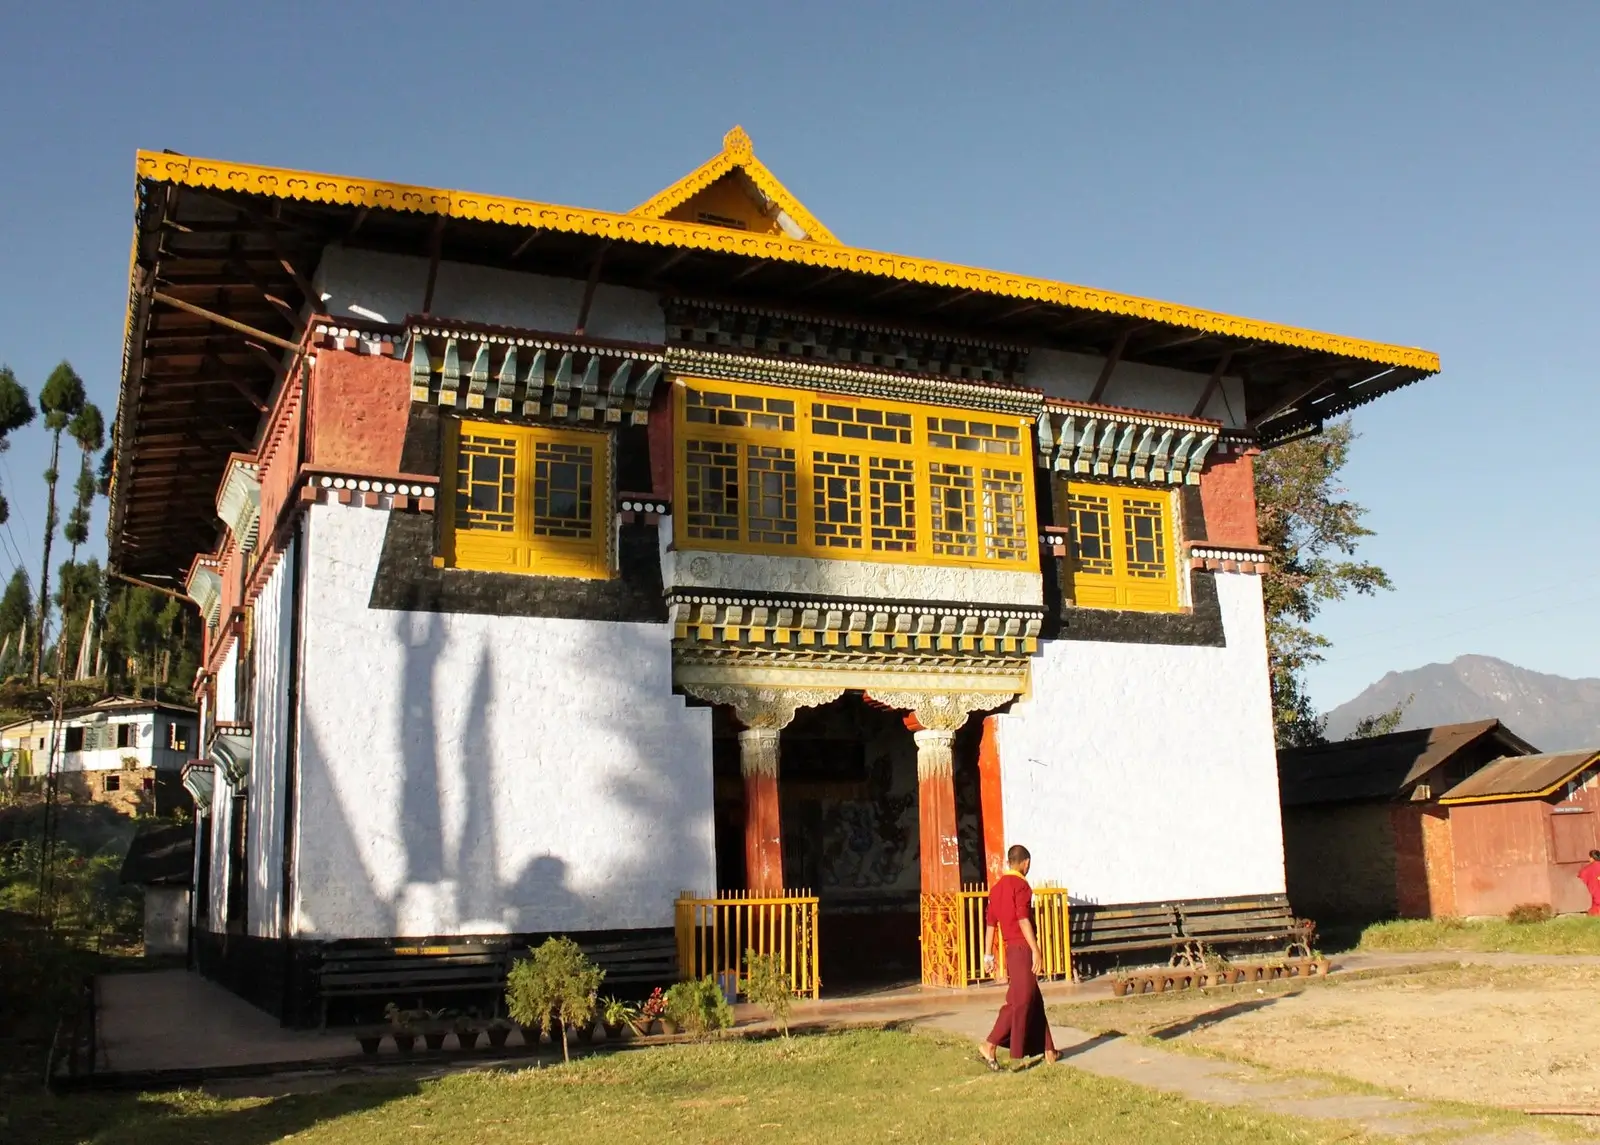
[446,421,609,578]
[929,463,977,557]
[981,469,1029,562]
[1062,481,1178,611]
[869,456,917,553]
[674,377,1035,569]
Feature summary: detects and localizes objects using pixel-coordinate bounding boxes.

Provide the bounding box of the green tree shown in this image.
[33,362,86,683]
[63,403,104,565]
[1347,694,1414,741]
[0,569,31,676]
[504,937,605,1062]
[1255,420,1392,748]
[0,366,37,525]
[53,559,103,679]
[102,584,164,697]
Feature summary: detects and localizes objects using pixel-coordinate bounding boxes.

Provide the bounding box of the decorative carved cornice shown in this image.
[866,690,1005,733]
[677,683,847,730]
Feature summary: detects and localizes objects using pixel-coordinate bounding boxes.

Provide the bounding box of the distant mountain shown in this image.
[1324,655,1600,752]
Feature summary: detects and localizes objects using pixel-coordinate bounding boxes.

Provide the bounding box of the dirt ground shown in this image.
[1057,963,1600,1113]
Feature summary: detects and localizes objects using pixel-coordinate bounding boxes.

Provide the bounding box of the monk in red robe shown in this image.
[1579,849,1600,916]
[979,844,1059,1069]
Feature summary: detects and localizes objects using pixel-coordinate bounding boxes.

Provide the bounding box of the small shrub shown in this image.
[1507,902,1554,924]
[743,948,794,1037]
[665,975,734,1037]
[505,937,605,1061]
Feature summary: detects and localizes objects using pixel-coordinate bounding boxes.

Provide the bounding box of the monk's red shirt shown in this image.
[1579,861,1600,916]
[986,872,1034,947]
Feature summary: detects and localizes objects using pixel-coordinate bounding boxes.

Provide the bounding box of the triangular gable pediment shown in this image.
[631,125,838,244]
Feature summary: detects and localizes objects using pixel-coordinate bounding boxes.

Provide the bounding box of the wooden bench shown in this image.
[1070,895,1314,973]
[316,944,510,1027]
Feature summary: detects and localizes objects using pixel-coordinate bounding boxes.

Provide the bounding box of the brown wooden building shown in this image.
[1278,721,1537,922]
[1435,750,1600,917]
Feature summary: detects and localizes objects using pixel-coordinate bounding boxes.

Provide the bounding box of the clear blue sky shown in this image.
[1,2,1595,709]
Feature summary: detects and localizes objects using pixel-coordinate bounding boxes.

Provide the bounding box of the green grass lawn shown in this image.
[14,1029,1396,1145]
[1358,914,1600,954]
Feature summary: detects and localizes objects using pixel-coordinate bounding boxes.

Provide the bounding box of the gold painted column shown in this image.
[739,728,786,893]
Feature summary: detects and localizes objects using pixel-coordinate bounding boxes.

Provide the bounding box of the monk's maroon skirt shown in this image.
[986,944,1056,1060]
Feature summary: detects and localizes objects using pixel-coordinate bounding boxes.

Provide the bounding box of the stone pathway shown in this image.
[918,972,1596,1144]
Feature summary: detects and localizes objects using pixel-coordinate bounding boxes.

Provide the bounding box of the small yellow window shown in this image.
[443,421,609,578]
[1063,482,1179,611]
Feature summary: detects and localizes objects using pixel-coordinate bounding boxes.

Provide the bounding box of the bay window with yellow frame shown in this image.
[442,419,611,578]
[674,378,1035,570]
[1060,481,1181,611]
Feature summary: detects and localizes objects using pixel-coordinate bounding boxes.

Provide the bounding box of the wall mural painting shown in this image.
[818,747,916,891]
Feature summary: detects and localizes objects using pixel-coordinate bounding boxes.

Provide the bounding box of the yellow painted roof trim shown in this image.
[132,148,1440,373]
[630,125,840,245]
[1438,752,1600,805]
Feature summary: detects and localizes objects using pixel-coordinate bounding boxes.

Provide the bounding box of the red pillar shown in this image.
[739,729,785,892]
[978,715,1007,886]
[912,726,961,895]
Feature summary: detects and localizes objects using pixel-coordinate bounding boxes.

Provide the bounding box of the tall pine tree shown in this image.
[33,362,85,683]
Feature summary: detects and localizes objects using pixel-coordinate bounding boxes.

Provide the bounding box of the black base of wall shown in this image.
[196,926,678,1030]
[192,930,320,1028]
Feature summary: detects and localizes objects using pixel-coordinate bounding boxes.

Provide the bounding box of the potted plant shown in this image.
[484,1017,513,1049]
[454,1014,481,1051]
[419,1008,450,1051]
[744,948,794,1038]
[601,996,636,1041]
[634,987,667,1036]
[385,1003,416,1054]
[505,936,606,1062]
[664,976,734,1039]
[356,1029,383,1056]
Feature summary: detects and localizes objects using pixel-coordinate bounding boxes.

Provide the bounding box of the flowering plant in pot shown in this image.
[633,987,667,1035]
[505,937,606,1063]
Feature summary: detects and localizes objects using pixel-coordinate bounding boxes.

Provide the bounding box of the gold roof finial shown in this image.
[723,125,753,159]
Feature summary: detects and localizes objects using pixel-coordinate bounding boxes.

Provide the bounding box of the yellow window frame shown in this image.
[1063,480,1180,612]
[442,419,611,579]
[673,377,1036,570]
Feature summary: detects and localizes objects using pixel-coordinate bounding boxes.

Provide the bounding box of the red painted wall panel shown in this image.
[307,351,411,475]
[1197,449,1260,547]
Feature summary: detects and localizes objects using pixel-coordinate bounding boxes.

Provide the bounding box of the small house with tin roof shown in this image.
[1278,720,1539,922]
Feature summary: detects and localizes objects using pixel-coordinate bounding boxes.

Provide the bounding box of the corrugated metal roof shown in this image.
[1438,749,1600,804]
[1277,720,1539,807]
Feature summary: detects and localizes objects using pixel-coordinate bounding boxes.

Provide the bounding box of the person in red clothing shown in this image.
[1579,850,1600,916]
[978,844,1059,1070]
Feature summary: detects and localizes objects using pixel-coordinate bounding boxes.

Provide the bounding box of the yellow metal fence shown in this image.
[923,884,1072,988]
[675,889,821,1000]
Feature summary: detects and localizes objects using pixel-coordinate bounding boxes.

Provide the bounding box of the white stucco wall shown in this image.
[292,501,714,940]
[205,769,232,931]
[246,547,295,938]
[1025,348,1247,428]
[313,246,665,343]
[996,572,1284,905]
[215,640,239,724]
